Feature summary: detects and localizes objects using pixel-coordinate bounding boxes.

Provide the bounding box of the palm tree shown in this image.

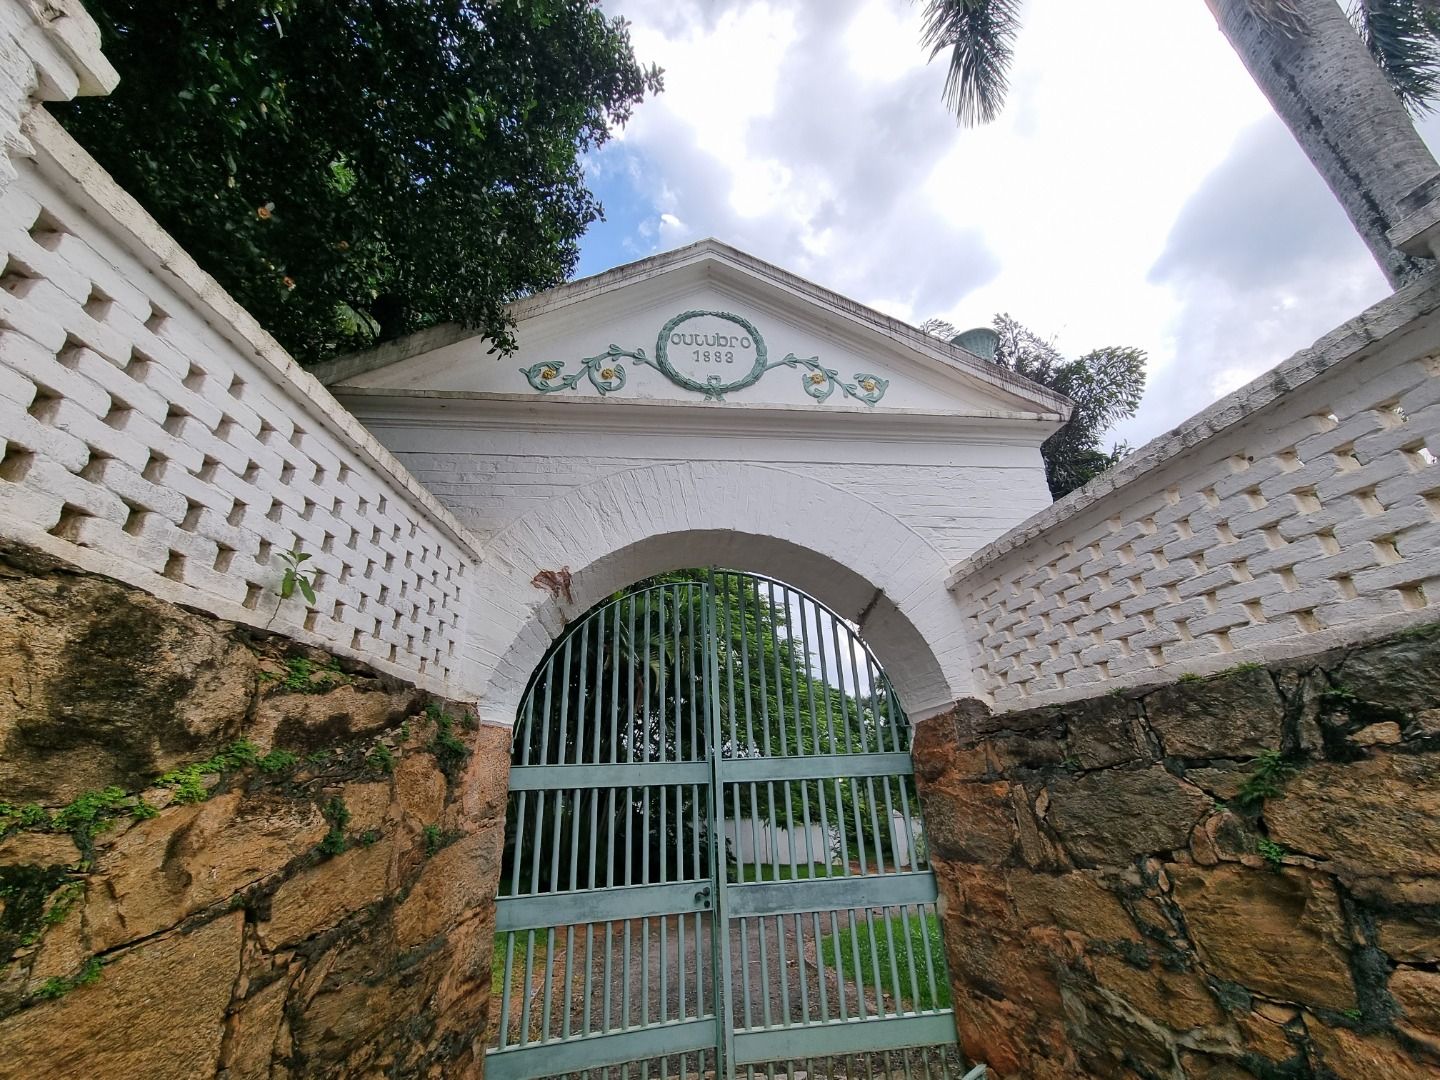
[918,0,1440,287]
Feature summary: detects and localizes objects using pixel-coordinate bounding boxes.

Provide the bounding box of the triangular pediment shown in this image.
[317,240,1070,426]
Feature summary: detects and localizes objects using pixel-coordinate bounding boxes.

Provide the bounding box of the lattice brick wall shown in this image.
[950,297,1440,711]
[0,114,480,694]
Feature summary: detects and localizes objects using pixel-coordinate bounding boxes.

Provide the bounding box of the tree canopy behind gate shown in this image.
[53,0,662,365]
[504,573,912,893]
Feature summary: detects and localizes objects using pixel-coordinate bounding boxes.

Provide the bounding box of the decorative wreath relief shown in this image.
[518,311,889,405]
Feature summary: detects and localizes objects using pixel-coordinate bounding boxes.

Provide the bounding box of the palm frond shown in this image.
[1349,0,1440,114]
[917,0,1022,126]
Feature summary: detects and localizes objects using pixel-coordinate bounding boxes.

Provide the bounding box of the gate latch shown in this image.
[694,886,712,910]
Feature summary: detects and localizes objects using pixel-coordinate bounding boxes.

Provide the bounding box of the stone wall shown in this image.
[914,621,1440,1079]
[0,540,509,1078]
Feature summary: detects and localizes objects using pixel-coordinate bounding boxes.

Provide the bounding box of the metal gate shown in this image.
[488,571,979,1080]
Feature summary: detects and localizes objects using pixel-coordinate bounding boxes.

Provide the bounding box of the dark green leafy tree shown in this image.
[503,572,914,894]
[922,315,1146,499]
[55,1,662,364]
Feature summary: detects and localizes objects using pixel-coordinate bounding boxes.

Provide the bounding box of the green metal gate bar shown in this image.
[487,571,980,1080]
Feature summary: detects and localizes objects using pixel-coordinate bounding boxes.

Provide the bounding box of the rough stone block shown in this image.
[1007,869,1139,942]
[88,792,328,951]
[1056,695,1151,768]
[1264,753,1440,878]
[1046,766,1211,868]
[259,836,396,948]
[1334,627,1440,713]
[1089,954,1224,1031]
[1377,913,1440,964]
[1392,968,1440,1036]
[1170,865,1355,1012]
[392,827,500,949]
[0,912,242,1079]
[1143,668,1285,758]
[920,778,1019,867]
[1306,1017,1440,1079]
[0,543,259,802]
[250,683,423,753]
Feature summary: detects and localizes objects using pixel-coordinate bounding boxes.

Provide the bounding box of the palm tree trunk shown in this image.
[1207,0,1437,287]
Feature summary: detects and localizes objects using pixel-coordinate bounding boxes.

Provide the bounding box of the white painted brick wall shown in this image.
[0,103,481,695]
[393,450,1050,566]
[949,279,1440,711]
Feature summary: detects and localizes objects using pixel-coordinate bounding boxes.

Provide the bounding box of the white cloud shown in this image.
[601,0,1439,446]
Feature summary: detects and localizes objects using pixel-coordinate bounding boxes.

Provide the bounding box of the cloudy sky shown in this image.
[574,0,1440,448]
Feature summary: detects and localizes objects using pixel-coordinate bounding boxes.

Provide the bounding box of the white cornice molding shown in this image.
[332,386,1066,445]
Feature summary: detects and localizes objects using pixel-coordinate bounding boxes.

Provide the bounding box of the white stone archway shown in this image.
[320,240,1072,721]
[465,459,973,725]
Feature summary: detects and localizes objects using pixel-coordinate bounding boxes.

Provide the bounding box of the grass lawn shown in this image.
[819,912,950,1011]
[492,930,550,997]
[736,862,838,882]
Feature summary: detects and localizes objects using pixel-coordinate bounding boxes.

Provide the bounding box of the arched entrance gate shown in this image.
[487,571,977,1080]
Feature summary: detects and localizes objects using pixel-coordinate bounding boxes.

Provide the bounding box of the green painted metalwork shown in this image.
[648,310,770,398]
[488,572,980,1080]
[732,1014,960,1063]
[517,311,891,406]
[508,761,710,790]
[497,880,711,932]
[721,751,912,782]
[520,345,641,395]
[488,1018,717,1080]
[724,872,938,918]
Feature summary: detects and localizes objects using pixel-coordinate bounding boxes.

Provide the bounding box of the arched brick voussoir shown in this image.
[465,461,973,725]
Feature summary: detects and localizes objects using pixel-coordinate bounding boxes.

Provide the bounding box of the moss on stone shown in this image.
[425,705,469,781]
[261,655,352,695]
[0,865,70,962]
[317,796,351,858]
[34,957,102,1001]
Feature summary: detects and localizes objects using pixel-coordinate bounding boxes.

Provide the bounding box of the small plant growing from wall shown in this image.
[279,549,317,604]
[425,703,470,780]
[318,796,351,857]
[1256,837,1288,868]
[1236,750,1298,807]
[366,744,396,775]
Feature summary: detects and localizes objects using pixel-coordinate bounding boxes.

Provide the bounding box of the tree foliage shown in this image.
[55,1,662,364]
[923,315,1146,499]
[917,0,1021,127]
[1349,0,1440,113]
[917,0,1440,124]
